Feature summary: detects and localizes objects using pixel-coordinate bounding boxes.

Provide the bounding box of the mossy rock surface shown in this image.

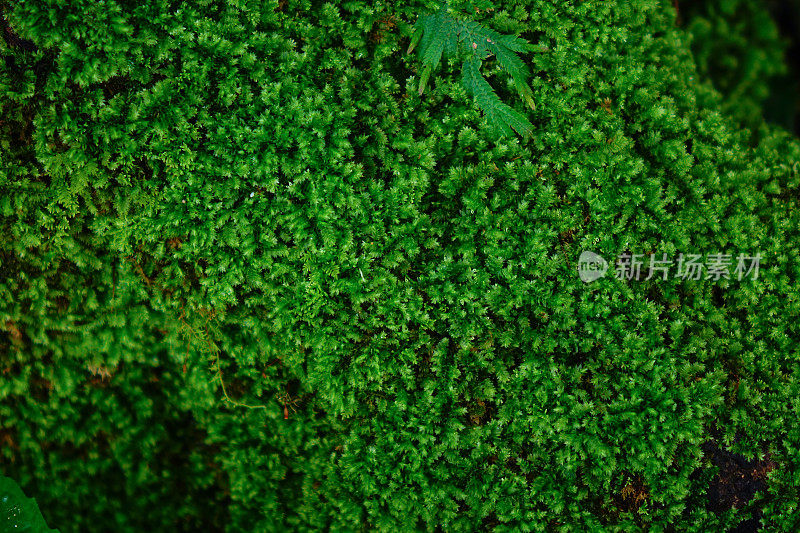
[2,1,800,531]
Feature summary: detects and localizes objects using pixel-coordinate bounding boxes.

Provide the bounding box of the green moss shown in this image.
[2,0,800,531]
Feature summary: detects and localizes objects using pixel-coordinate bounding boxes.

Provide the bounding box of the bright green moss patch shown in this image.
[2,1,800,531]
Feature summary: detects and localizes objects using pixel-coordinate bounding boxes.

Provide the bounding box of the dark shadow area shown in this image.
[701,439,776,532]
[764,0,800,135]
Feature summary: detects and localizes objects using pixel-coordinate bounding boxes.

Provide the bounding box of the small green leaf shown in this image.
[418,64,433,95]
[514,77,536,112]
[407,26,423,54]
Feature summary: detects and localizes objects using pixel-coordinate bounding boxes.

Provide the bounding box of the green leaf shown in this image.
[461,57,534,138]
[407,1,536,138]
[418,64,433,95]
[407,25,423,54]
[514,77,536,112]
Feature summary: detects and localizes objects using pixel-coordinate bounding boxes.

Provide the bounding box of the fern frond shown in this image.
[461,57,534,138]
[513,76,536,112]
[407,25,423,54]
[418,63,434,95]
[407,1,537,138]
[495,32,528,53]
[419,11,447,70]
[492,41,529,80]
